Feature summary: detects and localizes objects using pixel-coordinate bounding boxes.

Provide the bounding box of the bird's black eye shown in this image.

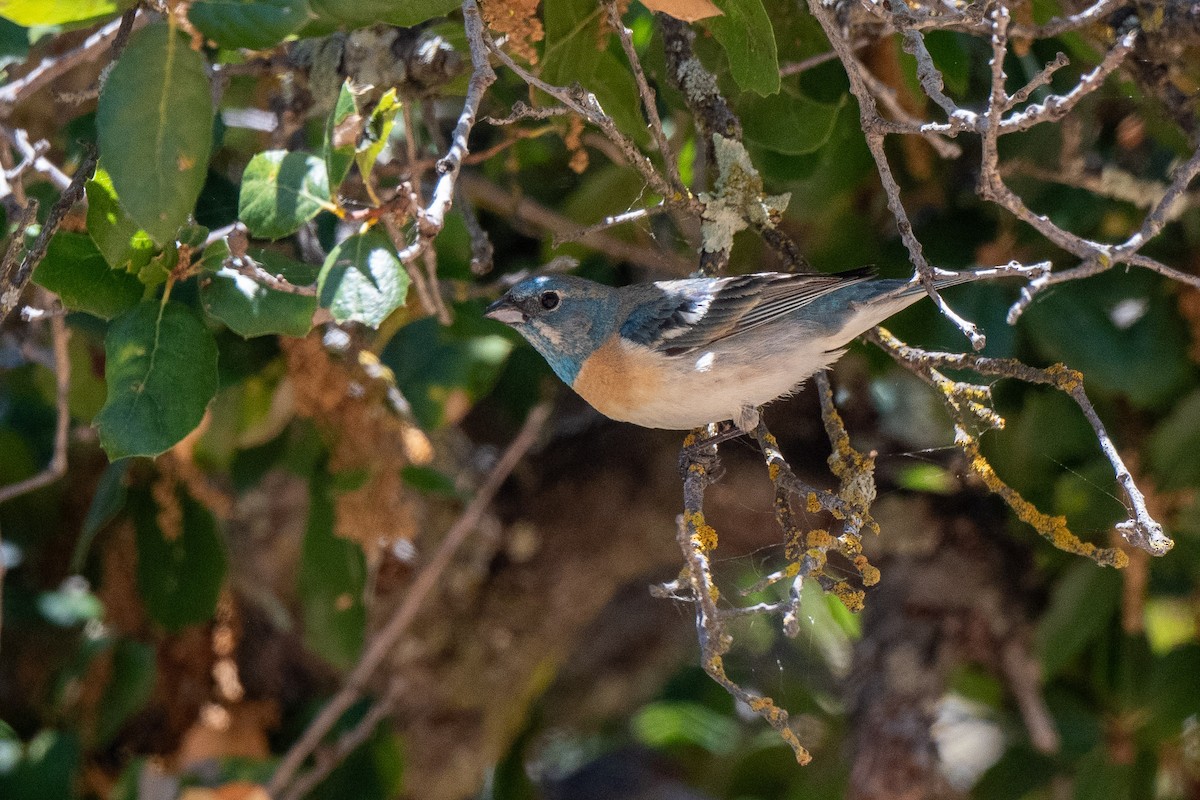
[539,291,560,311]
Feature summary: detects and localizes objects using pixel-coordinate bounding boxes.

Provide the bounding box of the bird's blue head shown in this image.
[485,275,621,384]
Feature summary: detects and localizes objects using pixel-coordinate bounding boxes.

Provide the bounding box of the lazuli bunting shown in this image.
[485,268,971,431]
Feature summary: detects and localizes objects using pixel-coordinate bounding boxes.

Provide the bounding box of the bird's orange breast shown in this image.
[571,337,665,424]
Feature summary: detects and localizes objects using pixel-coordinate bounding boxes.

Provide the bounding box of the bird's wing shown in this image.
[621,268,875,355]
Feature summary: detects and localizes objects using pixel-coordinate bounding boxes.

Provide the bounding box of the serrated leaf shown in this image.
[705,0,780,96]
[355,88,400,187]
[324,80,360,189]
[95,301,220,459]
[33,233,142,320]
[307,0,457,27]
[742,91,845,154]
[1147,389,1200,490]
[188,0,311,50]
[238,150,331,240]
[318,229,408,327]
[131,488,226,630]
[299,470,365,669]
[97,23,214,245]
[200,242,317,337]
[0,0,120,25]
[86,167,150,271]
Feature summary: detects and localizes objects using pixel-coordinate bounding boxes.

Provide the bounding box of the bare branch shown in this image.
[267,402,552,799]
[1,147,97,324]
[0,311,71,504]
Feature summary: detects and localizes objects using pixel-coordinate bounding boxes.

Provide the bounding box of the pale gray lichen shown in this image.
[697,135,790,255]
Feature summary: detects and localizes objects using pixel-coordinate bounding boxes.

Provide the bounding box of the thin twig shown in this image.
[604,0,687,198]
[267,402,552,799]
[459,172,694,274]
[279,681,407,800]
[0,9,143,113]
[1,147,97,323]
[0,311,71,504]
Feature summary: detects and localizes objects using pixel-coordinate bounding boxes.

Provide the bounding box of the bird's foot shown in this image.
[679,421,744,480]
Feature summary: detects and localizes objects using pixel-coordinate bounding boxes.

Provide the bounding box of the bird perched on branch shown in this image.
[485,269,973,432]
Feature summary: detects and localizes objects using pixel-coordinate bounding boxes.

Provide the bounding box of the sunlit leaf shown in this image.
[97,23,214,245]
[238,150,331,240]
[95,301,220,459]
[317,229,408,327]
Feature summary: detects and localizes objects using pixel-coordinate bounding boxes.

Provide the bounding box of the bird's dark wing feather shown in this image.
[623,268,875,356]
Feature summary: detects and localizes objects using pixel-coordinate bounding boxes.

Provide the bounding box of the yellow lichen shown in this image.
[805,492,821,513]
[832,581,865,613]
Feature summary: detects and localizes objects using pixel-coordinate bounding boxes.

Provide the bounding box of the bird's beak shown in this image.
[485,296,527,325]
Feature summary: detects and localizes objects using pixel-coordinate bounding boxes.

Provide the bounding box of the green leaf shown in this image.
[200,242,317,337]
[238,150,331,240]
[85,167,155,272]
[132,489,227,630]
[705,0,780,96]
[741,91,845,154]
[632,701,740,755]
[1036,561,1121,677]
[188,0,311,50]
[32,233,142,320]
[0,730,80,800]
[324,80,360,189]
[355,88,400,187]
[1023,271,1193,409]
[299,470,365,669]
[97,22,214,246]
[0,0,119,26]
[94,641,156,747]
[381,313,513,429]
[307,0,457,28]
[95,301,220,460]
[318,229,408,327]
[71,461,130,572]
[1147,389,1200,490]
[542,0,647,146]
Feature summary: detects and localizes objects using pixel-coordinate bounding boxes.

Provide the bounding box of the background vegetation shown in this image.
[0,0,1199,798]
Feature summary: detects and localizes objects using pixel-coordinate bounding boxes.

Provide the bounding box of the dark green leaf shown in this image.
[33,233,142,320]
[238,150,331,240]
[0,17,29,73]
[381,314,513,429]
[1147,644,1200,737]
[542,0,647,145]
[741,91,845,154]
[97,23,214,245]
[188,0,311,50]
[94,641,156,746]
[71,461,130,572]
[1147,389,1200,490]
[400,465,461,498]
[324,80,360,189]
[85,167,155,273]
[0,730,80,800]
[307,0,457,27]
[95,301,220,459]
[1023,271,1193,409]
[299,470,365,669]
[132,489,227,630]
[317,229,408,327]
[705,0,780,96]
[1036,561,1121,677]
[200,243,317,337]
[0,0,119,25]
